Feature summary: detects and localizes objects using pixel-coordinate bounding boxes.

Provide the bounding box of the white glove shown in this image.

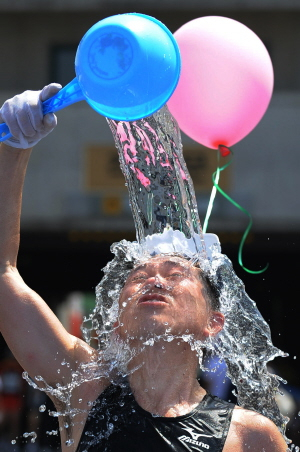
[0,83,62,149]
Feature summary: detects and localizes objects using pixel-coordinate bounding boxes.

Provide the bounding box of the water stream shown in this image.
[106,105,206,253]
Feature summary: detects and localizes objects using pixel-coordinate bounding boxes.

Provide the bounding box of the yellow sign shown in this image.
[85,144,231,192]
[102,196,122,215]
[182,146,231,191]
[85,145,125,190]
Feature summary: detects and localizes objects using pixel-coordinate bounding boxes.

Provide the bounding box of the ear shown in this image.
[207,311,225,337]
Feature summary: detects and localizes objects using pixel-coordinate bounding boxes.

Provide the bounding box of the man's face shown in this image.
[116,255,222,343]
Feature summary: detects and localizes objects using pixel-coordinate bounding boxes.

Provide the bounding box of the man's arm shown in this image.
[225,407,288,451]
[0,87,95,388]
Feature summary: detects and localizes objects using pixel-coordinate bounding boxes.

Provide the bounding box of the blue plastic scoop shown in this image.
[0,13,181,142]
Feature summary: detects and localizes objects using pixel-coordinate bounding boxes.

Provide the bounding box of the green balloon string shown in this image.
[203,146,268,274]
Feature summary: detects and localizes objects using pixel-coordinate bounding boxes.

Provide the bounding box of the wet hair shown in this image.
[197,271,220,312]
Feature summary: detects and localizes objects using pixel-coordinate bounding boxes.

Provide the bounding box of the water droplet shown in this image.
[122,302,127,307]
[11,440,16,445]
[23,431,37,443]
[57,369,61,374]
[66,439,74,447]
[39,405,46,412]
[108,423,114,433]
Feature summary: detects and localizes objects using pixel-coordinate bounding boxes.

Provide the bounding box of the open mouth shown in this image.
[138,293,168,304]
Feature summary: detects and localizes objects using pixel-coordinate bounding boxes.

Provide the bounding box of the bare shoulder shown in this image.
[224,406,288,452]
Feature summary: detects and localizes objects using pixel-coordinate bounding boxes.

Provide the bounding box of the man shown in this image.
[0,86,288,451]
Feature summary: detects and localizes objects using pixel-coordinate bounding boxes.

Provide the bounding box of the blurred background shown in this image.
[0,0,299,449]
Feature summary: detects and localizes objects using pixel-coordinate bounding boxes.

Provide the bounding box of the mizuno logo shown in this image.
[181,427,212,441]
[178,427,211,449]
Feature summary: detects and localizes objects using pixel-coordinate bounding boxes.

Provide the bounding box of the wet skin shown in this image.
[117,256,224,343]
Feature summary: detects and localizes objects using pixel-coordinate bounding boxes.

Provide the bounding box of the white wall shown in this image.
[233,92,300,231]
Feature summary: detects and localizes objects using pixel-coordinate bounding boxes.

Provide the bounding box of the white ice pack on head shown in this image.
[142,228,221,260]
[203,233,221,260]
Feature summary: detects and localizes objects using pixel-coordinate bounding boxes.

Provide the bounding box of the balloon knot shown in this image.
[218,145,231,157]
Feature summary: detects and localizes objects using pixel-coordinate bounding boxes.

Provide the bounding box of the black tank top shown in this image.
[76,381,234,452]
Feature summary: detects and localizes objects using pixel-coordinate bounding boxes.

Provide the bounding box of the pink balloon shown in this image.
[167,16,274,149]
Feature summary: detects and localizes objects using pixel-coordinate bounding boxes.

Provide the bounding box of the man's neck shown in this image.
[127,339,206,417]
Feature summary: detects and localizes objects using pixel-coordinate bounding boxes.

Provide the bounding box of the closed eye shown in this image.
[131,273,148,281]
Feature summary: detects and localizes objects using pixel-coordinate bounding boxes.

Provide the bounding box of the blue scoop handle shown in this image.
[0,78,85,142]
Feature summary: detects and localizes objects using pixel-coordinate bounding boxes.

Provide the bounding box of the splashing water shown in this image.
[83,239,288,438]
[22,431,38,443]
[22,105,291,447]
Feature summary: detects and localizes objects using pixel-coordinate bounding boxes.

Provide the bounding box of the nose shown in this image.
[153,275,165,289]
[145,274,165,289]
